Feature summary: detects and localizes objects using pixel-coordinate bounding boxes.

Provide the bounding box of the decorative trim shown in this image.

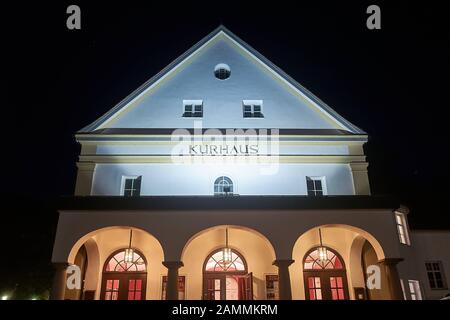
[78,155,366,164]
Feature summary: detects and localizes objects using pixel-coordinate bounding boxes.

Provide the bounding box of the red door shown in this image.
[101,274,146,300]
[204,276,224,300]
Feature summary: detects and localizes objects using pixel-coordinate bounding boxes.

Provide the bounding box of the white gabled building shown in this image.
[51,26,449,301]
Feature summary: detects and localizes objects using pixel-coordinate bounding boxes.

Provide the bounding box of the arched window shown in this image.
[303,248,344,270]
[105,250,146,272]
[204,249,246,272]
[101,249,147,300]
[303,247,348,300]
[203,248,252,300]
[214,176,233,196]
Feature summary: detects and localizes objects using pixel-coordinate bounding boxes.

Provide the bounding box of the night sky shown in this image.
[3,2,450,298]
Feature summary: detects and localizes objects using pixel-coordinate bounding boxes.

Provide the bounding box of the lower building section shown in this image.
[52,196,446,300]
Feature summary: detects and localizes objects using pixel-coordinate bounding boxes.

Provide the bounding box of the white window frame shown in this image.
[183,100,203,118]
[395,211,411,245]
[242,100,264,118]
[408,280,423,300]
[306,176,327,196]
[120,175,142,197]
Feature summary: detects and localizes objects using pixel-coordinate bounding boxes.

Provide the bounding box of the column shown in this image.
[74,162,96,195]
[50,262,69,300]
[350,162,371,195]
[379,258,404,300]
[163,261,184,300]
[273,259,295,300]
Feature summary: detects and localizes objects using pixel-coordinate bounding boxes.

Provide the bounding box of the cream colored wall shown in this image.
[350,162,371,195]
[81,238,100,294]
[180,227,277,300]
[74,162,96,196]
[291,227,370,300]
[81,228,165,300]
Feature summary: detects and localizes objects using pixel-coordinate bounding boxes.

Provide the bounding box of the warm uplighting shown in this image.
[124,229,134,263]
[124,248,134,263]
[1,295,8,300]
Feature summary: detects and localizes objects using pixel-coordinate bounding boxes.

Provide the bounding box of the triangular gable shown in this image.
[79,26,365,134]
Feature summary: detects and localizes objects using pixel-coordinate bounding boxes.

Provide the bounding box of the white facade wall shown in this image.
[106,38,342,130]
[91,163,355,196]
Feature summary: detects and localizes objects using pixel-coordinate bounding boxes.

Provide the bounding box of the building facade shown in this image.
[51,26,450,300]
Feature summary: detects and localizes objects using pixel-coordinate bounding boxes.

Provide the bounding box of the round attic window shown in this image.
[214,63,231,80]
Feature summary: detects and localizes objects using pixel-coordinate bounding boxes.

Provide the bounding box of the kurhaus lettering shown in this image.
[189,144,259,155]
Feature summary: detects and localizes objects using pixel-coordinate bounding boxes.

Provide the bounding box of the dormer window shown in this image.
[183,100,203,117]
[243,100,263,118]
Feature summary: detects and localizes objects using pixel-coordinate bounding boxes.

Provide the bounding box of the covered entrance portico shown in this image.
[51,196,407,300]
[181,225,277,300]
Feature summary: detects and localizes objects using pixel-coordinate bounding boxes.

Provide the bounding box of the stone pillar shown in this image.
[379,258,404,300]
[50,263,69,300]
[163,261,184,300]
[273,259,294,300]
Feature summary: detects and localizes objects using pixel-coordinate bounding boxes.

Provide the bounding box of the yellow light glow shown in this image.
[222,247,232,265]
[124,248,134,263]
[318,246,328,262]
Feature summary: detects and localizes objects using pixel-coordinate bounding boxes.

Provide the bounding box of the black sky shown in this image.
[2,1,450,296]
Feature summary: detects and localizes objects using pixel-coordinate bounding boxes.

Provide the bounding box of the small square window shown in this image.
[183,100,203,117]
[306,177,326,196]
[243,100,264,118]
[122,176,142,197]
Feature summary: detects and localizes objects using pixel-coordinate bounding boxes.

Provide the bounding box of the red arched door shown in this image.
[100,249,147,300]
[202,248,253,300]
[303,247,349,300]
